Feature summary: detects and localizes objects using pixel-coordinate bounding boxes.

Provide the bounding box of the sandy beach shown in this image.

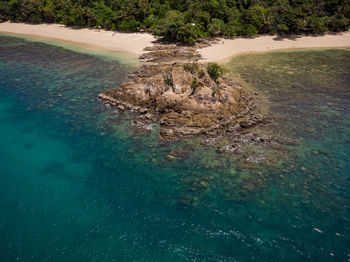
[0,22,155,57]
[1,22,350,62]
[200,32,350,62]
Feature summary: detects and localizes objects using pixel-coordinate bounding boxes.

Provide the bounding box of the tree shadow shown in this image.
[272,31,344,41]
[273,34,301,41]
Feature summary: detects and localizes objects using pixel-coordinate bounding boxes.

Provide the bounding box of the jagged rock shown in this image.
[171,66,192,94]
[144,113,153,120]
[99,43,256,140]
[140,108,147,114]
[99,62,252,140]
[140,44,200,63]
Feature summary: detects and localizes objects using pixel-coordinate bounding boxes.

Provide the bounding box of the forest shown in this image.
[0,0,349,44]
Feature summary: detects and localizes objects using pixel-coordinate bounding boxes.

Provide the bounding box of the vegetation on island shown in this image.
[0,0,349,43]
[207,63,225,81]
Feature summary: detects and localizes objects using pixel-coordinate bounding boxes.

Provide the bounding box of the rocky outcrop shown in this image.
[139,41,213,63]
[99,62,253,140]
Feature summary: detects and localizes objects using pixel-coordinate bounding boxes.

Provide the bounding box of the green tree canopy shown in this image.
[0,0,349,43]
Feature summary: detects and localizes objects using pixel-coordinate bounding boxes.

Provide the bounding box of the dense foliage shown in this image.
[207,62,225,80]
[1,0,349,43]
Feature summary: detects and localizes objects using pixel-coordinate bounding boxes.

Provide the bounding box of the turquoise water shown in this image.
[0,35,349,261]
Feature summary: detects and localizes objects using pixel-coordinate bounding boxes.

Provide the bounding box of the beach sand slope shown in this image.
[0,22,155,57]
[200,32,350,62]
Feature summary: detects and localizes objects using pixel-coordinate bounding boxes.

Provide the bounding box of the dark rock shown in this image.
[117,105,125,111]
[140,108,147,114]
[217,147,225,153]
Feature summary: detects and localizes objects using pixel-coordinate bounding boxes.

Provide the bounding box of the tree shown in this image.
[276,23,289,34]
[153,10,185,42]
[307,15,328,34]
[41,1,57,23]
[0,1,10,21]
[208,18,225,36]
[1,0,350,43]
[177,23,200,44]
[329,14,349,31]
[241,24,258,36]
[195,10,211,29]
[119,16,140,31]
[244,5,268,31]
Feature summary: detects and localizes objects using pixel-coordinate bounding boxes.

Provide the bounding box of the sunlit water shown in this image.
[0,35,349,261]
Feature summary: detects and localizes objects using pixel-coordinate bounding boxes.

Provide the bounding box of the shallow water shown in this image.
[0,36,349,261]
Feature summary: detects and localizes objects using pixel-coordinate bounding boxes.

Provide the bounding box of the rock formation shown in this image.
[99,44,254,140]
[100,65,253,139]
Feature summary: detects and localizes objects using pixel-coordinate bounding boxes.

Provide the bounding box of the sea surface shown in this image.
[0,35,349,261]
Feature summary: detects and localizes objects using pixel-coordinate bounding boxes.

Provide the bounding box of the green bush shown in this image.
[276,24,289,34]
[177,23,199,44]
[244,5,268,31]
[307,15,327,34]
[206,63,224,81]
[119,17,140,32]
[183,63,199,74]
[191,77,199,91]
[329,14,349,31]
[241,24,258,37]
[208,18,225,36]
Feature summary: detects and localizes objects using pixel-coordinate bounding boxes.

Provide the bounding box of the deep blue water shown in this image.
[0,35,349,261]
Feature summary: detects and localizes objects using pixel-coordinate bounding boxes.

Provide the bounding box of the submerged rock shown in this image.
[165,150,188,161]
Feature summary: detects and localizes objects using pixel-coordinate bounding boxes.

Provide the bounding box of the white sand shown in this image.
[2,22,350,63]
[0,22,155,57]
[200,32,350,62]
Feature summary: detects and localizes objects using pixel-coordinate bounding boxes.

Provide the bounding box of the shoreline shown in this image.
[0,22,155,61]
[199,32,350,63]
[2,22,350,64]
